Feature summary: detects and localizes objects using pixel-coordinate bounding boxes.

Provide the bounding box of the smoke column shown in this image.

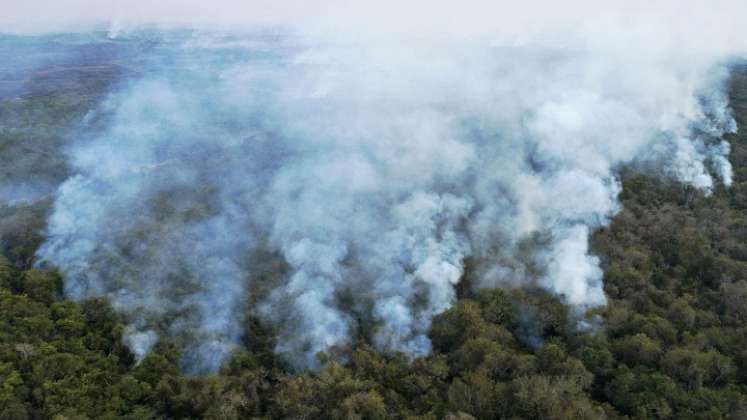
[4,2,742,371]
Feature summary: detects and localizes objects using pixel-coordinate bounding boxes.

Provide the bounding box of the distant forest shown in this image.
[2,56,747,419]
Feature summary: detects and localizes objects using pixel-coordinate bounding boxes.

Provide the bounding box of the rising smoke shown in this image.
[4,2,744,372]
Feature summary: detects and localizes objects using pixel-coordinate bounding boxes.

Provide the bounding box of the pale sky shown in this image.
[1,0,746,52]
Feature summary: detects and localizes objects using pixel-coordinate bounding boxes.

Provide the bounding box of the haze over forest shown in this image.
[2,2,747,419]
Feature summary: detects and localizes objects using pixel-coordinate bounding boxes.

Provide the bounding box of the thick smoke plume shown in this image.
[5,3,743,371]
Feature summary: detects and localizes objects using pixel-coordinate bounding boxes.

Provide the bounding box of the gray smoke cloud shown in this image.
[9,2,744,371]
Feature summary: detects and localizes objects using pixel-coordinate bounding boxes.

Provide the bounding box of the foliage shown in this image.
[3,63,747,420]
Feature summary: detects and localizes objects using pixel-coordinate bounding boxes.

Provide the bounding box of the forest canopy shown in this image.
[1,32,747,420]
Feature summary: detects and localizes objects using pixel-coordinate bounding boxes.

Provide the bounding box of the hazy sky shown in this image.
[2,0,746,52]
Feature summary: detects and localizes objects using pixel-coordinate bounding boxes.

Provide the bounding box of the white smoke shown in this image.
[15,2,744,371]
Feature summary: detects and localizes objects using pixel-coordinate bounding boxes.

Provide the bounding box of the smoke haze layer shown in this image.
[4,5,741,372]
